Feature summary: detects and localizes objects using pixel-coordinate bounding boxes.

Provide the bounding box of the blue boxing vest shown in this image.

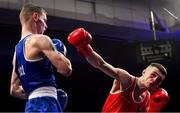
[15,34,57,96]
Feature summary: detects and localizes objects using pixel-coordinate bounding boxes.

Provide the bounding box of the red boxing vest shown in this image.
[102,78,150,112]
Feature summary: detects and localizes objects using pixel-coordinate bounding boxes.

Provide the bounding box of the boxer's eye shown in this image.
[156,76,162,84]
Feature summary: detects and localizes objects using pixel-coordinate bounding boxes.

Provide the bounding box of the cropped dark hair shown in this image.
[150,63,167,76]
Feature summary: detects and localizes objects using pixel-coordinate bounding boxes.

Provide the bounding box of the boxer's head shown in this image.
[19,3,47,34]
[142,63,167,90]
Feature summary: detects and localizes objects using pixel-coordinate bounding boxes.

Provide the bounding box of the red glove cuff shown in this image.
[77,44,93,57]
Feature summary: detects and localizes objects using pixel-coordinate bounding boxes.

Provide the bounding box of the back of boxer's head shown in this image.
[19,3,47,24]
[149,63,167,77]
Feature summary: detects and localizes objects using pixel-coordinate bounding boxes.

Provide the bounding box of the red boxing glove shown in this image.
[67,28,93,57]
[147,88,169,112]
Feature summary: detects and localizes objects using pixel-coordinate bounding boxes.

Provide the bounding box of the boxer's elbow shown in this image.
[10,85,27,99]
[57,65,72,76]
[56,58,72,76]
[64,66,72,76]
[10,84,20,97]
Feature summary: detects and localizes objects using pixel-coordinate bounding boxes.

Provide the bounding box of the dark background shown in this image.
[0,8,180,112]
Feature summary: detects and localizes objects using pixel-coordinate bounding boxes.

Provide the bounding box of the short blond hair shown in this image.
[19,3,47,24]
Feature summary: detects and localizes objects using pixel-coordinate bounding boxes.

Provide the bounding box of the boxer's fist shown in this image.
[68,28,91,47]
[147,88,169,112]
[67,28,93,57]
[52,38,67,56]
[57,89,68,110]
